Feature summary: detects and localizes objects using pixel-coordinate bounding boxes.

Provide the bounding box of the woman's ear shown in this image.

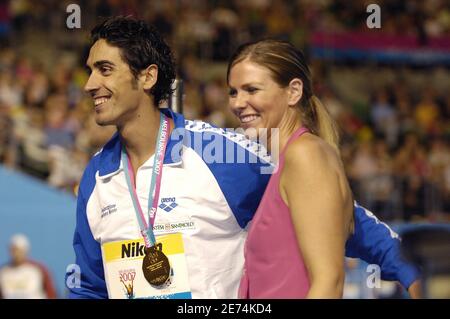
[287,78,303,107]
[141,64,158,91]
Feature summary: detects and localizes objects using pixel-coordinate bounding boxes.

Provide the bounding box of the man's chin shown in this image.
[94,117,115,127]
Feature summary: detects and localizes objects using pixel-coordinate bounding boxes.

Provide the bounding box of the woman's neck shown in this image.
[266,108,302,164]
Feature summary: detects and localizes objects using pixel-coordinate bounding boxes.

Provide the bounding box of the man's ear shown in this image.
[287,78,303,107]
[141,64,158,91]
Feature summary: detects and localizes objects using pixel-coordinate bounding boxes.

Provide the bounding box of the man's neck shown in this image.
[118,101,162,171]
[11,260,26,267]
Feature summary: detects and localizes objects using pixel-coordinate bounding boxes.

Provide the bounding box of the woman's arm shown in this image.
[281,136,353,298]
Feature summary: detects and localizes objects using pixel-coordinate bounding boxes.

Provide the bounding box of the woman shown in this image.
[227,39,354,298]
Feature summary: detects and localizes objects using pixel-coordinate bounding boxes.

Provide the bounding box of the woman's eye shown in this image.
[228,89,237,97]
[247,87,258,93]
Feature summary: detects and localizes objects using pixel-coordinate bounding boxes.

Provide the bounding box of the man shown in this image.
[68,16,419,299]
[70,16,271,299]
[0,234,56,299]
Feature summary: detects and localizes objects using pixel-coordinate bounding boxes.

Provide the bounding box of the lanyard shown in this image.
[121,112,170,248]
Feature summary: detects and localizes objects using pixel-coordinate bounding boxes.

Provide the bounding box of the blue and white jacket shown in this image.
[68,109,419,298]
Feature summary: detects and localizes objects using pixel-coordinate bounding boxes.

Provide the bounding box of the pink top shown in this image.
[239,126,310,299]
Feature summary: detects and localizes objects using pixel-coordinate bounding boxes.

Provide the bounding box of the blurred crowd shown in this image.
[0,0,449,222]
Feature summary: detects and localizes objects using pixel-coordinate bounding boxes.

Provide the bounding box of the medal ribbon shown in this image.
[122,112,170,248]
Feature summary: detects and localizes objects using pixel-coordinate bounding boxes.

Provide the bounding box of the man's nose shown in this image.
[84,72,100,94]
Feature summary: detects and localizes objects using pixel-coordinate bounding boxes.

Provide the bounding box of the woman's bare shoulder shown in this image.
[284,133,341,172]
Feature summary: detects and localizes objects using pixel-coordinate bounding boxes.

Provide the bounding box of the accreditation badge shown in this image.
[101,233,192,299]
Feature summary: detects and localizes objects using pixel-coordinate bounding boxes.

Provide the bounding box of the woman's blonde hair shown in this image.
[227,39,340,152]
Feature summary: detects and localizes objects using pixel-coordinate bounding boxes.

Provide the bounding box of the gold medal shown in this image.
[142,243,171,287]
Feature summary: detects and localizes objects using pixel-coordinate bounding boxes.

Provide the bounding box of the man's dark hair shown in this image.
[91,16,176,106]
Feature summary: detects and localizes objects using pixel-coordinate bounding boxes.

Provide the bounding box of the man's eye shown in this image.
[100,67,112,74]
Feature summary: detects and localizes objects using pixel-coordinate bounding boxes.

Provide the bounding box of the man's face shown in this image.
[10,245,27,265]
[85,39,146,126]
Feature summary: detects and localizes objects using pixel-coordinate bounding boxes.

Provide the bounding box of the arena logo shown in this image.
[66,4,81,29]
[159,197,178,212]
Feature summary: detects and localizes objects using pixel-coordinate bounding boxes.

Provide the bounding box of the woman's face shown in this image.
[228,59,290,137]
